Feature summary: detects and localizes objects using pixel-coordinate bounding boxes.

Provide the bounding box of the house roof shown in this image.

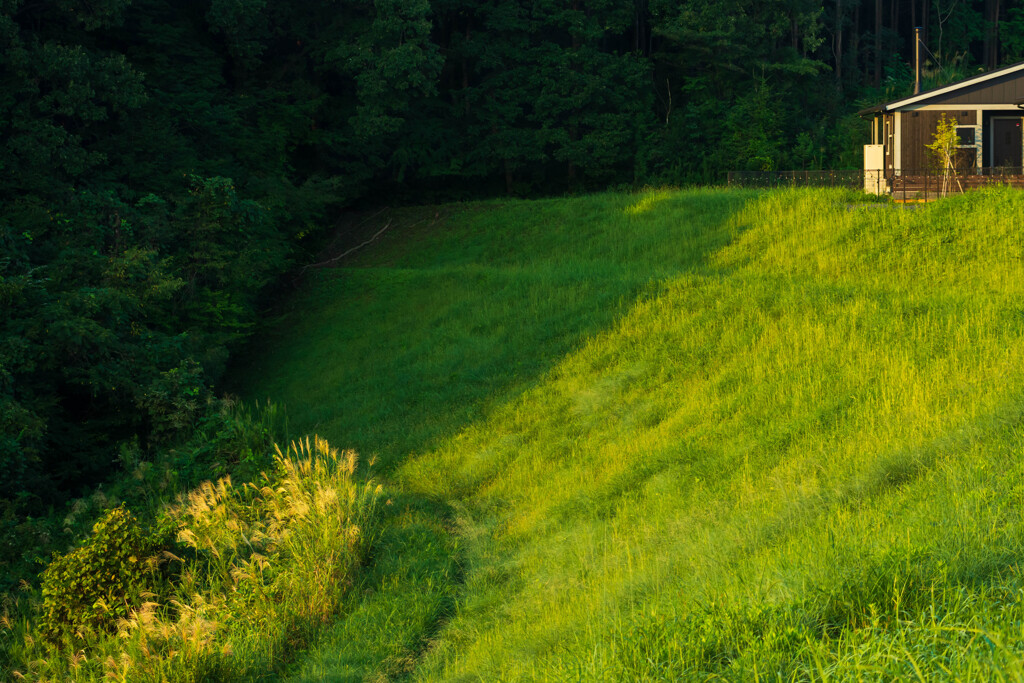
[858,60,1024,115]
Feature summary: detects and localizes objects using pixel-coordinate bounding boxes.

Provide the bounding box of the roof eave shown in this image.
[879,60,1024,111]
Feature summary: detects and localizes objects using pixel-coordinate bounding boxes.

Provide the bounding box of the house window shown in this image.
[956,127,976,145]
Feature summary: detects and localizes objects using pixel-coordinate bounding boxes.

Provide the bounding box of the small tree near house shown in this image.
[926,114,964,197]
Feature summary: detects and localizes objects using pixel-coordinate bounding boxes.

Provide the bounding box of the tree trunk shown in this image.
[891,0,898,46]
[572,0,582,49]
[985,0,994,67]
[874,0,882,85]
[462,21,471,116]
[635,0,642,53]
[921,0,928,50]
[836,0,844,86]
[852,1,860,83]
[504,160,514,195]
[993,0,1002,67]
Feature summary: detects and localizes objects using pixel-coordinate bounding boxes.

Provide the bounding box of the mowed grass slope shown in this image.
[233,188,1024,680]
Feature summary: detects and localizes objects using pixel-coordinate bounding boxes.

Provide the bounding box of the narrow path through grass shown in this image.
[230,190,752,678]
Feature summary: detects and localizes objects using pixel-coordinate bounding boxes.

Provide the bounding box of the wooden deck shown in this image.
[890,172,1024,201]
[725,169,1024,200]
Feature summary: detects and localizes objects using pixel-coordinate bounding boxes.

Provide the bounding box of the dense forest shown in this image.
[1,0,1021,587]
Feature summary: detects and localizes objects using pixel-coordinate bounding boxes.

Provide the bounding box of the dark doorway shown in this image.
[991,117,1023,167]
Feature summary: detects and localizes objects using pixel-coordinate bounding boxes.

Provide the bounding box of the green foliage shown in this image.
[650,0,827,176]
[0,398,283,602]
[38,506,159,645]
[137,360,211,443]
[1000,6,1024,63]
[6,436,383,681]
[169,176,287,368]
[927,112,960,170]
[0,178,284,514]
[927,113,962,195]
[719,78,787,171]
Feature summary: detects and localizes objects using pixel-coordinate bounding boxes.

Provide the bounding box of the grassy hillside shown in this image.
[233,187,1024,680]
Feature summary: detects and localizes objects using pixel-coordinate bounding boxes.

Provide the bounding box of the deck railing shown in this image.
[727,168,1024,200]
[726,170,867,190]
[888,167,1024,202]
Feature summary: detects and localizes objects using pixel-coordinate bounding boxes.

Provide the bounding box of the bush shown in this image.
[38,505,160,644]
[6,436,384,681]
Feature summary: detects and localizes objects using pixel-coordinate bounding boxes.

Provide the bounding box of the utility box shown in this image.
[863,144,885,195]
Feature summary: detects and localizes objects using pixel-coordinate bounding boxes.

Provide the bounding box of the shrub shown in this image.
[38,505,159,644]
[8,436,382,681]
[137,359,211,444]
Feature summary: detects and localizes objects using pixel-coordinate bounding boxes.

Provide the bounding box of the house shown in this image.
[861,60,1024,194]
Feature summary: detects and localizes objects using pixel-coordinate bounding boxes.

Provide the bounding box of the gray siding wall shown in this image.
[921,71,1024,105]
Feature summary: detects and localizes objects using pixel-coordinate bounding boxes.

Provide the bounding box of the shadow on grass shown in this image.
[283,493,461,682]
[227,189,764,679]
[227,190,756,475]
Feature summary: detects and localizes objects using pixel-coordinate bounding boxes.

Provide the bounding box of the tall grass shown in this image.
[3,436,382,681]
[227,187,1024,679]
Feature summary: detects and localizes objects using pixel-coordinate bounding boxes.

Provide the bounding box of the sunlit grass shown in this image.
[624,188,675,215]
[2,436,383,682]
[231,186,1024,680]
